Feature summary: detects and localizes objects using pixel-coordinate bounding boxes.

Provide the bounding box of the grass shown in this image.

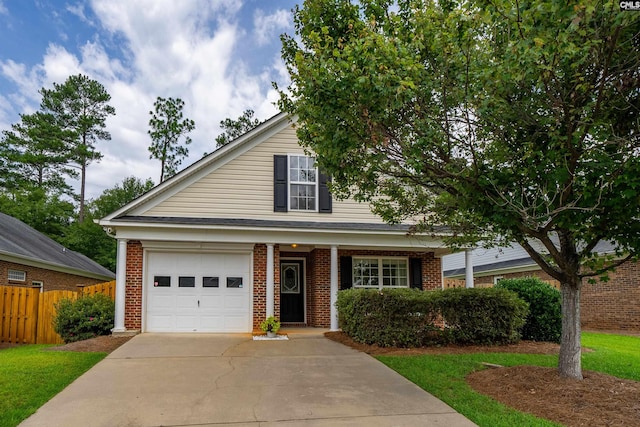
[377,332,640,427]
[0,345,106,427]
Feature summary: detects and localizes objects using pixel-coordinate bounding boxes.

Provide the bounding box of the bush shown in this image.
[336,288,441,347]
[496,277,562,343]
[54,293,115,343]
[435,287,529,345]
[336,287,528,347]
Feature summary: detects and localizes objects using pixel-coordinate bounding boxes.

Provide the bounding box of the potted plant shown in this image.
[260,316,281,338]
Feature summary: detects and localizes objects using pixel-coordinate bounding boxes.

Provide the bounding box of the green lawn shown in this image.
[0,345,106,427]
[378,332,640,427]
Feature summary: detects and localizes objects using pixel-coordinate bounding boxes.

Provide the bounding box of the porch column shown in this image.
[266,244,275,318]
[465,249,474,288]
[113,238,127,333]
[330,245,339,331]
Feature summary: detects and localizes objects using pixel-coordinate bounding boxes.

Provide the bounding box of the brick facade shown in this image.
[474,261,640,332]
[124,240,143,331]
[124,241,443,332]
[0,260,108,291]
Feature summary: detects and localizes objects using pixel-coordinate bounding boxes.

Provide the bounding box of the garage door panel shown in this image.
[146,252,251,333]
[224,294,249,309]
[200,315,223,330]
[224,315,249,331]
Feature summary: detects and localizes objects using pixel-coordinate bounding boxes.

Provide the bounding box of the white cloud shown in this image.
[253,9,291,46]
[0,1,290,199]
[0,1,7,15]
[66,3,94,25]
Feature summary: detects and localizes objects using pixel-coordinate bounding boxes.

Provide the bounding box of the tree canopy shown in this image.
[148,97,195,183]
[279,0,640,379]
[214,109,262,148]
[40,74,115,223]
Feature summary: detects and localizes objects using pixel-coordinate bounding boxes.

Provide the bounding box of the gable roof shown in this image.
[102,111,292,221]
[0,213,115,280]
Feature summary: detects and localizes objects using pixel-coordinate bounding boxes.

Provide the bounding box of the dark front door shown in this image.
[280,260,304,323]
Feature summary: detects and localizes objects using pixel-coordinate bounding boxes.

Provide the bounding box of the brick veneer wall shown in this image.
[125,240,143,331]
[581,261,640,331]
[473,262,640,332]
[0,260,109,291]
[253,244,282,330]
[253,248,442,329]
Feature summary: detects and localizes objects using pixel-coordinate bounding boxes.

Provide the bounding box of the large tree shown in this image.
[214,109,262,148]
[63,176,155,271]
[279,0,640,379]
[148,97,195,183]
[1,111,77,195]
[40,74,115,223]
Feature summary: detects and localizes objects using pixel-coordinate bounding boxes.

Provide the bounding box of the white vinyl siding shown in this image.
[144,125,385,223]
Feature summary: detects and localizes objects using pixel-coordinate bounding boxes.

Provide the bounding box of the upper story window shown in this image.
[289,155,317,211]
[8,269,26,282]
[273,154,332,213]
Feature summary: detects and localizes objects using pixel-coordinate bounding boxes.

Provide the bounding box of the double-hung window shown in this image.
[274,154,332,213]
[352,257,408,289]
[8,269,26,282]
[289,155,317,211]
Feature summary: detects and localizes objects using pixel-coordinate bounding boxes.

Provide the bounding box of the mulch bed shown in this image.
[325,331,640,426]
[44,335,133,353]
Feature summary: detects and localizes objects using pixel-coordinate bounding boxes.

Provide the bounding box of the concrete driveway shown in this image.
[20,330,476,427]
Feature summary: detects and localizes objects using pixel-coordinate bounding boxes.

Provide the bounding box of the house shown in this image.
[443,244,640,331]
[0,213,115,291]
[99,113,452,334]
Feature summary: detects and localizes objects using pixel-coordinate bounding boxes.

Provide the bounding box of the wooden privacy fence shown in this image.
[0,280,116,345]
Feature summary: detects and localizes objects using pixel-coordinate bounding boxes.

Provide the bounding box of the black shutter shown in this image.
[340,256,352,289]
[409,258,423,290]
[274,155,288,212]
[318,170,332,213]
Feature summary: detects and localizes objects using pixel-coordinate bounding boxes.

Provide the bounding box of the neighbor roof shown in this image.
[0,213,115,280]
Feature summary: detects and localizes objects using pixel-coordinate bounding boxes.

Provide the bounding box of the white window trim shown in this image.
[352,256,409,289]
[8,269,26,282]
[493,276,504,285]
[32,281,44,292]
[287,154,319,212]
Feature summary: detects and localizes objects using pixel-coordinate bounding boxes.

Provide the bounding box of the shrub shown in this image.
[496,277,562,343]
[54,293,115,343]
[336,288,441,347]
[434,287,529,345]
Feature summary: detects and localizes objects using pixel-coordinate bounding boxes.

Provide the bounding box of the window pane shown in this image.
[154,276,171,287]
[8,270,26,281]
[179,276,195,287]
[227,277,243,288]
[353,258,379,288]
[203,277,219,288]
[381,259,408,287]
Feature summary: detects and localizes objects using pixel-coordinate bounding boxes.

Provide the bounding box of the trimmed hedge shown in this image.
[54,293,115,343]
[336,288,441,347]
[496,277,562,343]
[336,287,529,347]
[435,287,529,345]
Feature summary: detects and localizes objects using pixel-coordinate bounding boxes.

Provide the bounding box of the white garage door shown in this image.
[146,252,251,332]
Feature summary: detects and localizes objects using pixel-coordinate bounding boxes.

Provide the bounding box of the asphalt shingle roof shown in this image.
[0,213,115,279]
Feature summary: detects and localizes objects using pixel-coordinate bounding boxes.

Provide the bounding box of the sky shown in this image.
[0,0,300,199]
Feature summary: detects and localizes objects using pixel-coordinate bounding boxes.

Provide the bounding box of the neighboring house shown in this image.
[0,213,115,291]
[443,244,640,332]
[100,113,452,334]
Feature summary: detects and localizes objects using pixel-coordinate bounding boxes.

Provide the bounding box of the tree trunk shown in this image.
[79,161,86,223]
[559,280,582,379]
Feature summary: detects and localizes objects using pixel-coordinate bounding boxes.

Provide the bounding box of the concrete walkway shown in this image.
[20,330,476,427]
